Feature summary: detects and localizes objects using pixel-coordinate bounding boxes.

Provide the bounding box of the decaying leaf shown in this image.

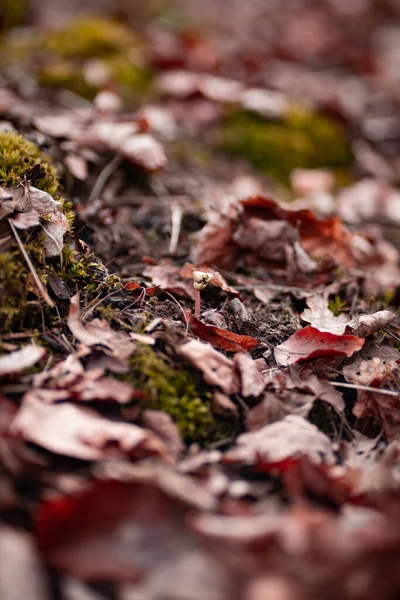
[180,262,240,297]
[11,396,171,462]
[301,295,395,336]
[246,364,344,430]
[67,293,135,361]
[142,410,184,460]
[225,415,336,465]
[1,185,69,257]
[344,354,400,441]
[143,261,195,298]
[274,325,365,366]
[233,353,265,398]
[34,475,228,594]
[0,345,45,377]
[180,339,239,394]
[186,311,258,352]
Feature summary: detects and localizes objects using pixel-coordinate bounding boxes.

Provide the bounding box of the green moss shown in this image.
[0,131,59,195]
[219,107,353,184]
[1,16,154,105]
[42,17,139,60]
[127,344,227,444]
[328,295,348,317]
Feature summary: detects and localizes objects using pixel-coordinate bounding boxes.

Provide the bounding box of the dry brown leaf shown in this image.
[2,185,69,257]
[11,396,171,463]
[246,365,344,430]
[233,353,265,398]
[274,325,365,366]
[0,527,49,600]
[225,415,336,465]
[180,262,240,297]
[0,345,45,377]
[143,261,195,298]
[301,295,395,336]
[180,339,238,394]
[344,355,400,442]
[67,293,135,361]
[142,410,184,460]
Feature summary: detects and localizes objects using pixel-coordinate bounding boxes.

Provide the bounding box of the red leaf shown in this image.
[274,325,364,366]
[186,311,258,351]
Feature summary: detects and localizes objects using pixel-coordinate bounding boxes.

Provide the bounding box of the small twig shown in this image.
[194,288,201,317]
[383,328,400,343]
[8,219,54,307]
[164,291,189,337]
[104,194,189,207]
[169,202,183,255]
[233,282,315,294]
[82,287,124,321]
[89,154,122,202]
[331,381,400,397]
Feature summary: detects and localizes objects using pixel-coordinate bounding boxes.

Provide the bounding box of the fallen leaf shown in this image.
[337,179,400,226]
[0,345,45,377]
[186,311,258,352]
[344,356,400,442]
[180,262,240,297]
[11,396,171,462]
[67,293,135,361]
[75,120,167,171]
[246,365,344,430]
[225,415,336,465]
[142,410,184,460]
[180,339,238,394]
[233,353,265,397]
[274,325,364,366]
[0,527,49,600]
[1,185,69,257]
[143,261,194,298]
[301,295,395,336]
[191,194,400,287]
[290,168,335,196]
[34,475,228,595]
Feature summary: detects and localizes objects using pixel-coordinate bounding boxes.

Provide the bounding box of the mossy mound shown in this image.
[219,107,353,185]
[1,16,154,106]
[0,131,111,333]
[0,131,59,194]
[127,344,229,445]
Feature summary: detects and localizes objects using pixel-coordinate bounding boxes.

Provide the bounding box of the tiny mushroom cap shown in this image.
[193,270,213,291]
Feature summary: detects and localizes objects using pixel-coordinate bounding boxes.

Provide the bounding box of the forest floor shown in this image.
[1,1,400,599]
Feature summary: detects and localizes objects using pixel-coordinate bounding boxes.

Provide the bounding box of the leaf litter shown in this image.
[1,2,400,600]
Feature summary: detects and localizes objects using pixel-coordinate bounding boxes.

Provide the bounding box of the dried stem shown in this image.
[169,202,183,255]
[8,219,54,308]
[194,288,201,317]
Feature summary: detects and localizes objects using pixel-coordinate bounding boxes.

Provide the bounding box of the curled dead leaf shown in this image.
[186,311,258,352]
[274,325,365,366]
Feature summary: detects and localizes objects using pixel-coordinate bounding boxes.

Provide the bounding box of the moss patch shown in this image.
[0,131,59,194]
[0,131,114,333]
[126,344,228,445]
[1,16,154,106]
[219,107,353,185]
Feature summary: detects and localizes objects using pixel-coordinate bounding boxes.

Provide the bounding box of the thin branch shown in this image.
[89,154,122,202]
[169,202,183,255]
[8,219,54,307]
[331,381,400,397]
[165,291,189,337]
